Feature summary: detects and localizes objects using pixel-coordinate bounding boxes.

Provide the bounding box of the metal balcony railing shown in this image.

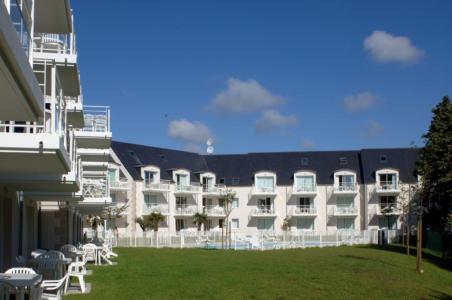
[202,184,226,194]
[143,205,169,215]
[377,181,398,191]
[203,205,225,216]
[334,183,357,192]
[33,14,76,55]
[293,183,316,193]
[292,205,317,215]
[174,205,197,215]
[251,185,276,194]
[110,180,128,189]
[10,0,32,57]
[175,184,201,193]
[143,180,171,191]
[333,205,357,215]
[250,206,275,216]
[82,106,111,133]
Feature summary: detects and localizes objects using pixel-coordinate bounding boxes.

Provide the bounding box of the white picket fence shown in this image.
[108,230,401,251]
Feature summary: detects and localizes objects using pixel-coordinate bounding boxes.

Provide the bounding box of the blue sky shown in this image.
[72,0,452,154]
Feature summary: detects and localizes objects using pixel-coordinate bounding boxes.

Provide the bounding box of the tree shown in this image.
[398,184,418,255]
[135,212,165,246]
[193,212,208,232]
[416,96,452,232]
[102,203,129,231]
[219,189,236,249]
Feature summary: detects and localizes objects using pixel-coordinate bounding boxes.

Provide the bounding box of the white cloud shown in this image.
[168,119,212,144]
[208,78,284,114]
[361,119,384,138]
[301,139,315,150]
[364,30,425,64]
[343,91,378,113]
[255,110,298,133]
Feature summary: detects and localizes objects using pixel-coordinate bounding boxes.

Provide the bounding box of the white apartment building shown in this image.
[107,142,419,237]
[0,0,112,270]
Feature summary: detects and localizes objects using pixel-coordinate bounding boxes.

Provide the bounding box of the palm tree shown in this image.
[144,212,165,246]
[193,212,208,232]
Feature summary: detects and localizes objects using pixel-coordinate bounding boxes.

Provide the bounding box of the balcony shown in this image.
[0,0,44,121]
[33,13,79,97]
[174,183,201,195]
[143,205,169,216]
[375,181,400,195]
[65,95,84,128]
[250,185,277,197]
[34,0,72,34]
[81,178,111,204]
[74,106,112,149]
[110,180,129,191]
[333,183,358,195]
[174,205,198,216]
[291,183,317,196]
[0,122,71,176]
[329,205,358,216]
[142,180,171,193]
[249,207,277,218]
[290,205,317,217]
[202,184,226,196]
[203,205,226,217]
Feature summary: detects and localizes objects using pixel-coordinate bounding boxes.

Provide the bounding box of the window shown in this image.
[202,177,214,191]
[301,157,309,166]
[379,173,397,189]
[231,219,239,229]
[380,195,397,210]
[205,219,212,231]
[219,219,224,228]
[232,177,240,185]
[257,219,274,231]
[176,174,188,186]
[337,218,354,230]
[144,171,155,185]
[176,197,187,207]
[219,178,225,184]
[299,197,312,207]
[379,155,388,163]
[379,216,397,229]
[258,198,272,212]
[110,193,116,203]
[108,169,117,183]
[144,194,157,207]
[338,175,354,189]
[176,219,185,232]
[337,197,354,207]
[297,218,314,230]
[256,176,274,191]
[339,157,348,165]
[295,176,315,191]
[232,198,239,208]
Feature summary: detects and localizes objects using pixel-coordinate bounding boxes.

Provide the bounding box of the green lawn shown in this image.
[66,246,452,300]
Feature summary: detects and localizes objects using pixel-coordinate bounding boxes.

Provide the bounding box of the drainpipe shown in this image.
[18,191,23,255]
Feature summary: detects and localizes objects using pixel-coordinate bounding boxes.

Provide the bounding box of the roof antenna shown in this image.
[206,138,214,155]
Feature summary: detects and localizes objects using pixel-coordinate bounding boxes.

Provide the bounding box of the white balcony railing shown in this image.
[378,204,401,215]
[292,184,317,193]
[174,205,198,215]
[143,180,171,191]
[81,106,111,133]
[203,205,225,216]
[175,184,201,193]
[376,181,399,192]
[143,205,169,215]
[332,205,358,216]
[292,205,317,216]
[83,178,109,199]
[251,185,276,194]
[33,14,76,55]
[110,180,128,190]
[334,183,357,193]
[202,184,226,194]
[250,206,276,217]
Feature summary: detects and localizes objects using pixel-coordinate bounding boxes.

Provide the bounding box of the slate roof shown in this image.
[111,141,419,185]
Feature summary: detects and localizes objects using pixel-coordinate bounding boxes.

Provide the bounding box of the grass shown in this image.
[66,246,452,300]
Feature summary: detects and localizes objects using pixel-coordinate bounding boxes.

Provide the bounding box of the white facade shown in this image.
[108,150,417,238]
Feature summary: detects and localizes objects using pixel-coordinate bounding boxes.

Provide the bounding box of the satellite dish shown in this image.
[206,138,213,146]
[207,146,214,154]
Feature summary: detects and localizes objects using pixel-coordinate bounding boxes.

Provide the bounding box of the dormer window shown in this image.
[301,157,309,166]
[108,169,117,183]
[379,155,387,163]
[144,171,156,185]
[295,175,315,192]
[379,173,397,190]
[255,176,274,192]
[176,173,188,186]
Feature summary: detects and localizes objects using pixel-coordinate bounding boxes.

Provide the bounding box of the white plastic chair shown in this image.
[5,268,36,275]
[40,274,68,300]
[82,244,97,265]
[64,262,87,293]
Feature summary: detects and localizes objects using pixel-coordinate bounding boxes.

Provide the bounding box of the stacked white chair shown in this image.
[82,244,97,265]
[40,274,68,300]
[64,261,87,293]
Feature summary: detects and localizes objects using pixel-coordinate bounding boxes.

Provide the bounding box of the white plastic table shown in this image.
[0,273,42,300]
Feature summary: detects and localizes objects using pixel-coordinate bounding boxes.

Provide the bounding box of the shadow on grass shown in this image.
[363,244,452,272]
[429,289,452,300]
[339,254,396,267]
